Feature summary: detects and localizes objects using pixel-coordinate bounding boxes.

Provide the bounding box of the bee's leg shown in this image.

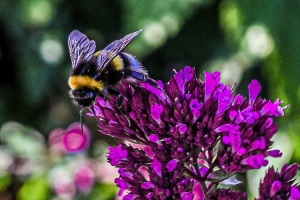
[99,88,112,102]
[145,77,159,88]
[89,105,101,125]
[117,94,126,116]
[117,93,131,126]
[130,71,146,81]
[131,71,160,88]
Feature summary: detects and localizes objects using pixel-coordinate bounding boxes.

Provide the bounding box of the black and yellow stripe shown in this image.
[68,75,104,91]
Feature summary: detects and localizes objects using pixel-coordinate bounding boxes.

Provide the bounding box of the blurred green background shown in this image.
[1,0,300,199]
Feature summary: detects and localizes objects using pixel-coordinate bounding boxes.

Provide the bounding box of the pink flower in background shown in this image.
[74,164,95,192]
[52,171,76,199]
[49,123,91,154]
[48,128,67,154]
[63,123,91,153]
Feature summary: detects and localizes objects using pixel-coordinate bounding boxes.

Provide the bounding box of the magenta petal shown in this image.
[222,136,230,144]
[248,80,261,104]
[250,138,266,151]
[108,145,128,166]
[190,99,203,119]
[270,180,282,197]
[193,182,205,200]
[115,178,128,196]
[166,159,179,172]
[141,182,155,189]
[291,186,300,200]
[261,99,285,117]
[181,192,193,200]
[229,110,238,120]
[204,71,219,101]
[190,99,203,110]
[237,147,246,155]
[123,194,136,200]
[142,82,167,101]
[174,67,195,96]
[178,123,188,134]
[241,154,265,169]
[217,87,233,115]
[267,150,282,158]
[149,134,160,142]
[152,158,162,177]
[216,124,239,132]
[151,103,164,121]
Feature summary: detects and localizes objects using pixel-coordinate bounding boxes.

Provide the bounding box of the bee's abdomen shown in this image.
[121,53,148,81]
[121,53,144,71]
[68,75,104,91]
[94,50,125,72]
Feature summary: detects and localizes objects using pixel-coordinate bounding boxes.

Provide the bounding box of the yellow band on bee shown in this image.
[68,75,104,91]
[94,50,124,71]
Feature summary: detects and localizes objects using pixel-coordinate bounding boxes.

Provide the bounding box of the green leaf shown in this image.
[18,176,50,200]
[0,175,11,191]
[88,183,118,200]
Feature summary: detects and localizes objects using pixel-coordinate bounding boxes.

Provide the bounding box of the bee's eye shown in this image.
[87,91,95,98]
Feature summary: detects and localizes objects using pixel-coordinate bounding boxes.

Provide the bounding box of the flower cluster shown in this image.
[91,66,292,199]
[256,163,300,200]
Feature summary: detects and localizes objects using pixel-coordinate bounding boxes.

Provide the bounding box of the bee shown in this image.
[67,29,156,127]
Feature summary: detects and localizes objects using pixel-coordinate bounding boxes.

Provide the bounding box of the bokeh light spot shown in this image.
[24,0,54,26]
[40,39,64,64]
[144,22,167,47]
[244,25,274,58]
[161,13,180,36]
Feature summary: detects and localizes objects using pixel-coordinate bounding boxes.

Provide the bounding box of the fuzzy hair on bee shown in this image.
[68,29,157,131]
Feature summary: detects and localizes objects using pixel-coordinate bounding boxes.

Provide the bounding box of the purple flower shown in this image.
[256,163,300,199]
[115,178,129,196]
[108,144,128,166]
[90,66,288,198]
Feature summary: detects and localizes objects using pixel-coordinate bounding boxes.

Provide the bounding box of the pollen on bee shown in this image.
[68,76,104,91]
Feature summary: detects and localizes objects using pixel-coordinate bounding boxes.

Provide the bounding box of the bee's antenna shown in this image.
[80,107,85,135]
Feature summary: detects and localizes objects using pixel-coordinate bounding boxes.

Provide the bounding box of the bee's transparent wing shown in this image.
[68,30,96,69]
[96,29,142,73]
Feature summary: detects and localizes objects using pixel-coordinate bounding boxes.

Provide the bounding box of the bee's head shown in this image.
[71,88,96,107]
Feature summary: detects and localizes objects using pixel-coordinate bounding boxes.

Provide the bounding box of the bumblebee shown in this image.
[68,29,155,118]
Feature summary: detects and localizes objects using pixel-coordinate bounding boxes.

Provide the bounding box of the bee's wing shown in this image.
[68,30,96,69]
[96,29,142,73]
